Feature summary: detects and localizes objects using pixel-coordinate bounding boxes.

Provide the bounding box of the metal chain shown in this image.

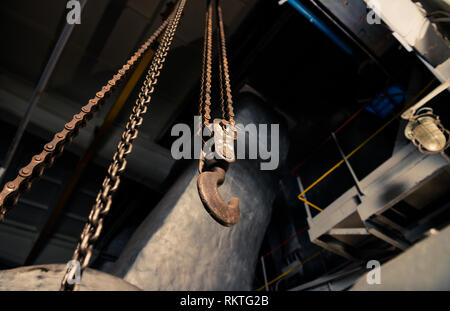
[198,0,234,127]
[196,1,239,227]
[198,0,213,174]
[60,0,187,291]
[216,1,234,125]
[217,10,226,121]
[201,0,213,128]
[198,0,235,174]
[198,0,210,134]
[0,17,172,222]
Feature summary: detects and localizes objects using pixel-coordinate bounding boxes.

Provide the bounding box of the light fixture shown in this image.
[404,108,449,154]
[402,79,450,155]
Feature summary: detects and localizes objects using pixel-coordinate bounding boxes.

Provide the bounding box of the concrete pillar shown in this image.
[110,91,288,290]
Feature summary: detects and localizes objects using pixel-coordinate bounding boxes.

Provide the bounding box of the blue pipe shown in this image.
[286,0,353,56]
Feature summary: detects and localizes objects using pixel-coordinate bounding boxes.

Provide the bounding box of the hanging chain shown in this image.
[217,7,226,121]
[196,0,240,227]
[199,0,214,129]
[198,0,210,134]
[198,0,235,173]
[0,16,173,222]
[198,0,213,173]
[60,0,187,291]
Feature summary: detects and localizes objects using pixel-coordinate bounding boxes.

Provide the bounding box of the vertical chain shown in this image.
[200,0,235,127]
[198,0,213,174]
[216,6,226,121]
[60,0,187,291]
[216,1,234,124]
[198,0,236,173]
[202,0,213,128]
[198,0,210,135]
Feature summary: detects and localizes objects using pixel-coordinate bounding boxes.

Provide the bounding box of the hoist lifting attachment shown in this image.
[0,0,238,291]
[198,158,240,227]
[197,0,240,227]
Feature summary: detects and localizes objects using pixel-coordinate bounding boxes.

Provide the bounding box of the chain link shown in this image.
[60,0,187,291]
[198,1,209,134]
[199,0,233,127]
[0,17,172,222]
[201,0,213,128]
[216,2,234,125]
[198,0,235,173]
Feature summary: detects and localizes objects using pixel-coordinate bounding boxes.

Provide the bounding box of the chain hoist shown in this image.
[0,0,236,290]
[59,0,187,290]
[197,0,240,227]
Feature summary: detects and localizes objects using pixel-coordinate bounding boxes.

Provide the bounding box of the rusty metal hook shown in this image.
[197,160,240,227]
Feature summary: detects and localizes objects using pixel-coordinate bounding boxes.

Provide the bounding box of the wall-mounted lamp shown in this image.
[404,107,449,154]
[402,79,450,155]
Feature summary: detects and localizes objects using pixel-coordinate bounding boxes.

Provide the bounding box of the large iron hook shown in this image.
[197,160,240,227]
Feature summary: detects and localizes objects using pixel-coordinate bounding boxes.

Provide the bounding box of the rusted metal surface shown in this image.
[111,93,288,291]
[216,3,235,125]
[0,264,141,291]
[197,159,239,227]
[197,0,239,227]
[199,0,213,129]
[60,0,187,291]
[213,119,236,162]
[0,18,171,222]
[199,0,235,128]
[24,49,161,267]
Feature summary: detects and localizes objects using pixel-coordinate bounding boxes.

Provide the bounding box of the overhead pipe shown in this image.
[279,0,353,56]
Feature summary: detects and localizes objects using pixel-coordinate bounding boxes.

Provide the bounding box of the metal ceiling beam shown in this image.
[0,0,88,186]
